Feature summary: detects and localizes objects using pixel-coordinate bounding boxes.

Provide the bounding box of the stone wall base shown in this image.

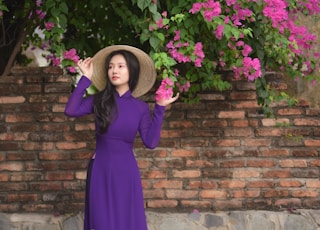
[1,210,319,230]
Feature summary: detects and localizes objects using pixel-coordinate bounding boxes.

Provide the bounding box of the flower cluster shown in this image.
[147,0,319,105]
[155,77,174,101]
[46,48,79,74]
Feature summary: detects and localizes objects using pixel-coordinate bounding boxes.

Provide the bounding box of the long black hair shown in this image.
[93,50,140,134]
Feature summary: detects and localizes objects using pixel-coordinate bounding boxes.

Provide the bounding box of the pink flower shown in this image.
[214,25,224,40]
[156,18,163,29]
[67,66,77,74]
[194,42,204,58]
[52,57,61,66]
[174,30,180,41]
[176,81,191,93]
[63,48,80,63]
[242,44,252,57]
[36,10,45,20]
[45,22,55,31]
[189,2,203,14]
[162,11,167,17]
[155,77,174,101]
[203,1,221,21]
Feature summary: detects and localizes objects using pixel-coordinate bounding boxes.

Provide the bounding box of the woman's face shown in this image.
[107,54,130,94]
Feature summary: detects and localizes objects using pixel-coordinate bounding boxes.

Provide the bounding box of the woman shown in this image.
[64,45,179,230]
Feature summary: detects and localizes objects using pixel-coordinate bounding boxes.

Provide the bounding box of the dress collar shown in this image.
[115,90,132,99]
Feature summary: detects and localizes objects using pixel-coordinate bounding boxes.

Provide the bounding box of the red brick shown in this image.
[202,120,228,127]
[22,142,54,151]
[10,172,42,181]
[75,123,95,131]
[224,128,252,137]
[7,152,37,161]
[8,194,38,202]
[220,160,245,168]
[39,152,71,160]
[55,142,86,150]
[230,92,257,100]
[261,149,290,157]
[160,129,190,138]
[234,101,260,109]
[147,200,178,208]
[45,172,74,181]
[214,200,242,210]
[218,111,245,119]
[0,204,20,212]
[263,190,289,197]
[219,180,245,188]
[0,183,28,192]
[275,198,301,208]
[22,204,54,212]
[169,121,194,128]
[181,138,209,147]
[199,93,225,100]
[278,180,303,187]
[233,190,260,198]
[154,159,184,169]
[247,160,275,167]
[231,120,249,127]
[292,149,319,157]
[186,160,214,168]
[306,108,320,116]
[0,162,23,171]
[255,128,283,137]
[153,180,183,189]
[137,159,150,169]
[294,118,320,126]
[0,173,9,182]
[200,190,227,199]
[5,114,34,123]
[304,140,320,146]
[291,190,318,197]
[310,159,320,167]
[213,139,240,147]
[166,190,198,199]
[0,96,25,104]
[187,180,218,189]
[29,182,62,191]
[233,170,260,178]
[263,170,291,178]
[261,118,290,126]
[173,170,201,178]
[279,159,308,168]
[247,180,274,188]
[143,189,164,199]
[141,170,167,179]
[277,108,303,116]
[180,200,212,209]
[242,139,271,147]
[171,149,198,157]
[306,180,320,188]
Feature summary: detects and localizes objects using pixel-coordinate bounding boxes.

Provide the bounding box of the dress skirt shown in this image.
[83,142,148,230]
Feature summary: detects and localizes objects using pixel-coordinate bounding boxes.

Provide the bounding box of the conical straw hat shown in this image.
[91,45,156,97]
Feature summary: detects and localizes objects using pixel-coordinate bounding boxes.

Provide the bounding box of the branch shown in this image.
[1,29,26,76]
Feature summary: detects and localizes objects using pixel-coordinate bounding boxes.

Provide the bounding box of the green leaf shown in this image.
[137,0,151,11]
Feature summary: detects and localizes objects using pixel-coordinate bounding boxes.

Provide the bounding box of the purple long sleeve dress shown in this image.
[64,76,165,230]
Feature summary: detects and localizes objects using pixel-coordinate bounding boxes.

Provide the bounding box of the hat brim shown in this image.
[91,45,156,97]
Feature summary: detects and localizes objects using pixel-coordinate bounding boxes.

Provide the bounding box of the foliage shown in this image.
[1,0,320,115]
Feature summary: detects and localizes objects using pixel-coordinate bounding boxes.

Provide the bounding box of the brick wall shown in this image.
[0,67,319,214]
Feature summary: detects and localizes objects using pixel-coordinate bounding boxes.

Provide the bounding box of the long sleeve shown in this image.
[139,103,165,149]
[64,76,94,117]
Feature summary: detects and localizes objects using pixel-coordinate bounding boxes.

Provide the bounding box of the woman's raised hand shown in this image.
[156,93,179,106]
[77,57,93,80]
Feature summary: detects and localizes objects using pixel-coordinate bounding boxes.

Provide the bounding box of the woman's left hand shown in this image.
[156,93,179,106]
